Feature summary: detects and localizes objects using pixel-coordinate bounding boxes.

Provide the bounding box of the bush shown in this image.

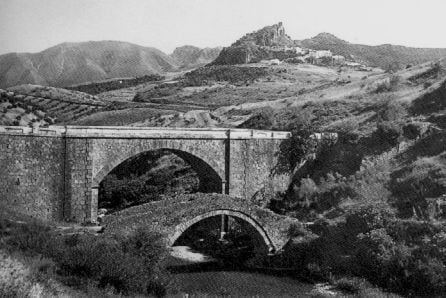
[3,219,169,297]
[403,122,425,139]
[376,99,407,122]
[390,154,446,218]
[53,231,168,296]
[282,174,357,220]
[374,75,400,93]
[374,121,402,147]
[4,221,53,252]
[56,230,165,296]
[355,226,446,296]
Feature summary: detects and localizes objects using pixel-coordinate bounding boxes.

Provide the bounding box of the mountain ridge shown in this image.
[300,33,446,69]
[0,41,221,88]
[212,22,446,69]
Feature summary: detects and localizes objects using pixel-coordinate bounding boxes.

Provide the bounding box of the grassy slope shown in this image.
[118,61,444,130]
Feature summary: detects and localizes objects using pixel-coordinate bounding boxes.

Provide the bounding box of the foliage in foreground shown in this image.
[0,217,169,297]
[276,204,446,296]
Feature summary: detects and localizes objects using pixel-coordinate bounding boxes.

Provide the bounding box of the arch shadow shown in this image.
[93,148,223,194]
[168,209,275,253]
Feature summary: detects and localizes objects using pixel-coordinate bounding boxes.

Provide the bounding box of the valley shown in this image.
[1,20,446,298]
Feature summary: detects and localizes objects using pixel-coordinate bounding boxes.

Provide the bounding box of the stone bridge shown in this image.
[0,125,291,227]
[103,193,305,253]
[0,125,299,252]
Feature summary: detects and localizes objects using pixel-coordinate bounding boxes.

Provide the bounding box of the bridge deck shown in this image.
[0,125,290,139]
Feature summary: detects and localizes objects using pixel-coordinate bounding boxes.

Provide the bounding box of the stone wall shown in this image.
[0,133,64,221]
[229,138,289,200]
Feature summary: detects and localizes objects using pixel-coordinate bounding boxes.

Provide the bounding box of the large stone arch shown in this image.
[92,141,225,191]
[168,209,275,253]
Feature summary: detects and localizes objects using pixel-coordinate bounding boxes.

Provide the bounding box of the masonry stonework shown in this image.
[103,193,306,252]
[0,133,64,220]
[0,126,290,224]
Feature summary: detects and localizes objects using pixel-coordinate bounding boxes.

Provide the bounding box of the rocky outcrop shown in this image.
[232,22,293,48]
[212,22,300,65]
[170,45,222,69]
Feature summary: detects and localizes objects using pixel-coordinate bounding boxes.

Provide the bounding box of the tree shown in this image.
[285,110,317,172]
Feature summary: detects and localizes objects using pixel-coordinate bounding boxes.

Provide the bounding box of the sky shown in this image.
[1,0,446,55]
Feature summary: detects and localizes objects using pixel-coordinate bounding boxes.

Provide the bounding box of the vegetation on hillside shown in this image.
[235,71,446,296]
[183,65,268,86]
[0,210,170,297]
[66,75,164,95]
[0,85,108,126]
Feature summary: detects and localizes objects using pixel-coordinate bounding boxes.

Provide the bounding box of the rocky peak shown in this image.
[233,22,293,47]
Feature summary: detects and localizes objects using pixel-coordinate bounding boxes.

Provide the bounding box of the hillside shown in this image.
[0,41,179,88]
[300,32,446,70]
[0,84,108,126]
[211,22,446,69]
[170,45,222,69]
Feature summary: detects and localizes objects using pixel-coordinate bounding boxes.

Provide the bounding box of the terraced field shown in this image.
[0,85,109,126]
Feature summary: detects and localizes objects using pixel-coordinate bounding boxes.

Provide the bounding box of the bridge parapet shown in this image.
[0,125,290,139]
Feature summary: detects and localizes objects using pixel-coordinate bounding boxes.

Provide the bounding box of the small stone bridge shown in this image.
[0,125,298,252]
[103,193,305,253]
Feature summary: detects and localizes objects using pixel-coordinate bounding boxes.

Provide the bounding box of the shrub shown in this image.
[4,221,53,252]
[55,229,168,296]
[374,75,400,93]
[355,226,446,296]
[403,122,425,139]
[376,99,407,122]
[390,154,446,218]
[2,218,169,297]
[374,121,402,147]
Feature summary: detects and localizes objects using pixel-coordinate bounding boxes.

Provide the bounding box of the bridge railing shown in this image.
[0,125,290,139]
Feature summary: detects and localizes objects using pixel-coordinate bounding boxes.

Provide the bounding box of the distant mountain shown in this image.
[170,45,222,69]
[211,22,446,69]
[300,33,446,70]
[212,22,297,65]
[0,41,179,88]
